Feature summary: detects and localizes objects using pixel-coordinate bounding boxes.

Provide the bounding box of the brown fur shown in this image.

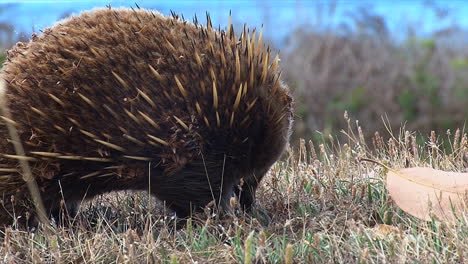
[0,7,293,226]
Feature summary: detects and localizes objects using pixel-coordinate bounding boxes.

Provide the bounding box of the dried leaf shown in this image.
[387,167,468,223]
[367,224,400,239]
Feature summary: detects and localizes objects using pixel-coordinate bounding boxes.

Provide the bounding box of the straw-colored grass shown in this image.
[1,115,467,263]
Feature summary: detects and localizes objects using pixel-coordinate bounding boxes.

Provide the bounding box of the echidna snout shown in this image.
[0,7,293,225]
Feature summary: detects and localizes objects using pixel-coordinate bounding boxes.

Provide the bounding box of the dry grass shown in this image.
[1,115,467,263]
[283,21,468,142]
[1,4,467,263]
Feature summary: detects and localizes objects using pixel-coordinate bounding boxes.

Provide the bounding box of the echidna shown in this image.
[0,7,293,225]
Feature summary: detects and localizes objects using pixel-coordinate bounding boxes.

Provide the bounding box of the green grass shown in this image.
[0,52,5,70]
[0,118,467,263]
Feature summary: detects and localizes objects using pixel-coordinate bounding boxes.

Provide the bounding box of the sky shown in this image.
[1,0,468,47]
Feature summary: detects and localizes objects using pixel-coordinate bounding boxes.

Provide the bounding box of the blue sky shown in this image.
[1,0,468,47]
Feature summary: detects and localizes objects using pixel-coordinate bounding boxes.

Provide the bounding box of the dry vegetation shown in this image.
[1,3,467,264]
[283,8,468,142]
[1,116,467,263]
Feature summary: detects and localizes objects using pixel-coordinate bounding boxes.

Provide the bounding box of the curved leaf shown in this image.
[387,167,468,223]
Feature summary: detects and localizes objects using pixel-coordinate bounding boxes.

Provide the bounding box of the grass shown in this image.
[284,26,468,142]
[0,116,467,263]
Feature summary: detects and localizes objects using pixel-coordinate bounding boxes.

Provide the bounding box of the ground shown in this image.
[1,120,467,263]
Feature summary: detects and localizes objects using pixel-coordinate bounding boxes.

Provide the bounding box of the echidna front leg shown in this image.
[235,184,255,211]
[235,173,262,211]
[157,178,239,218]
[151,164,239,218]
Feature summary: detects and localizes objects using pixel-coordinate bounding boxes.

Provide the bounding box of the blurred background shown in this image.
[1,0,467,145]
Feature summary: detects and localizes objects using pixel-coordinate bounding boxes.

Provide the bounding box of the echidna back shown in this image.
[0,8,293,222]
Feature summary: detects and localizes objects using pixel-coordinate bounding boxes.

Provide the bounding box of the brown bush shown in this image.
[283,21,468,142]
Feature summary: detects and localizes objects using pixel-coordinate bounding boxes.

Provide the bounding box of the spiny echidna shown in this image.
[0,7,293,226]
